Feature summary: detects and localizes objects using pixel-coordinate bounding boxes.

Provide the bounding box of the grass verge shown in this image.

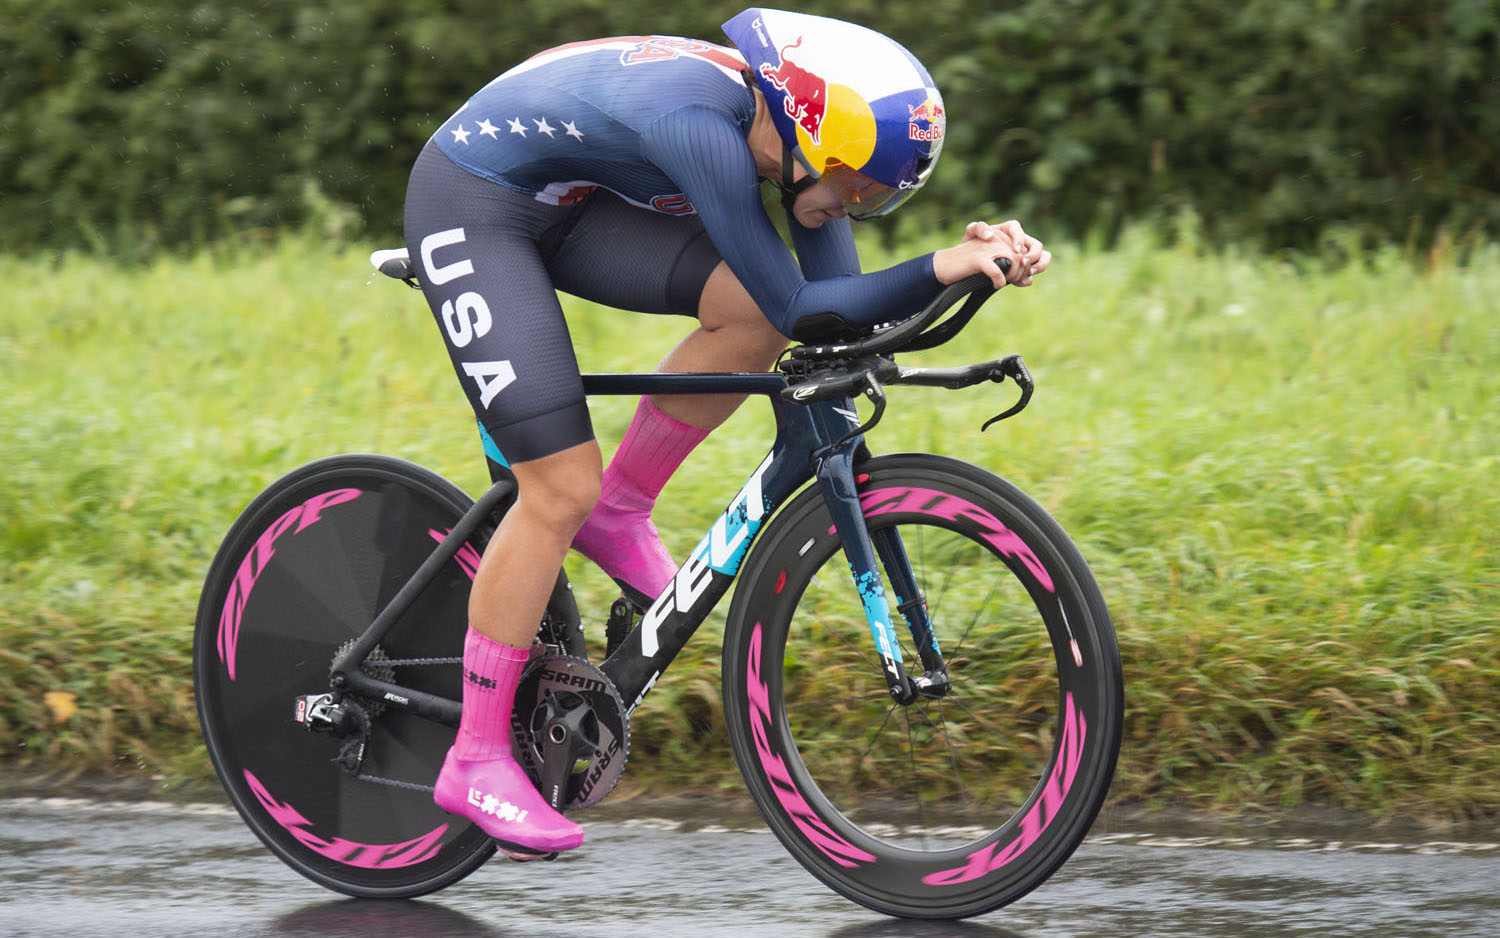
[1,230,1496,817]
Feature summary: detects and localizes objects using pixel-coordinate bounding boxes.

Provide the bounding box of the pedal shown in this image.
[500,846,559,862]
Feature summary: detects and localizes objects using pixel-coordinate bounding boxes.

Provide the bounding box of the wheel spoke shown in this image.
[941,693,1015,739]
[901,708,932,849]
[925,561,958,634]
[812,616,883,676]
[901,699,973,814]
[843,702,901,789]
[948,577,1002,665]
[928,700,973,809]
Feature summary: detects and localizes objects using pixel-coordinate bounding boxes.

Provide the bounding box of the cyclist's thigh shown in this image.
[546,190,723,317]
[403,144,593,464]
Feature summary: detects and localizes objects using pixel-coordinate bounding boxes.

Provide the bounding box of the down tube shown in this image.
[599,405,828,712]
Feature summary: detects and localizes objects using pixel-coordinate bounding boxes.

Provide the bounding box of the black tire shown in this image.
[722,454,1122,919]
[194,455,505,898]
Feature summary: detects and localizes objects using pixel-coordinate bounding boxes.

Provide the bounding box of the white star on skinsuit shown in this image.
[533,117,556,138]
[563,120,584,141]
[508,117,526,137]
[450,124,471,144]
[476,118,500,139]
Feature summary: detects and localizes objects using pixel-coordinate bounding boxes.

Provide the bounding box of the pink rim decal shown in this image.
[217,488,363,680]
[244,769,448,869]
[849,487,1055,593]
[921,691,1088,886]
[748,623,876,868]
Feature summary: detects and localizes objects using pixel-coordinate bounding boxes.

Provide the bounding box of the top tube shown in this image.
[579,372,787,396]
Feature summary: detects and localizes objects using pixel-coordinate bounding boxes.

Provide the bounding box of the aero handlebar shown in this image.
[788,258,1010,360]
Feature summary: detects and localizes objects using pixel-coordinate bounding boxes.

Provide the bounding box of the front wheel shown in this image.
[722,454,1122,919]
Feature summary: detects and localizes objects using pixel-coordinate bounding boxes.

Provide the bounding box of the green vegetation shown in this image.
[4,0,1497,256]
[2,232,1496,818]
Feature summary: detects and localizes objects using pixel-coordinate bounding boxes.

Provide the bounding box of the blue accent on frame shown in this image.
[706,516,762,574]
[853,568,904,664]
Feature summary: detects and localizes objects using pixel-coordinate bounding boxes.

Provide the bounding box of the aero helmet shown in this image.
[723,8,945,219]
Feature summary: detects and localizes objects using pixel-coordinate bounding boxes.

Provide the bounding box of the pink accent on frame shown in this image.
[837,487,1056,593]
[217,488,363,680]
[921,691,1088,886]
[243,769,447,869]
[748,624,876,868]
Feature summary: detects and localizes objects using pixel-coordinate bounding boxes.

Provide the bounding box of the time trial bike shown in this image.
[192,249,1123,919]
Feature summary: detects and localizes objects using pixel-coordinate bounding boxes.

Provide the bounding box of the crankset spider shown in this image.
[510,653,630,811]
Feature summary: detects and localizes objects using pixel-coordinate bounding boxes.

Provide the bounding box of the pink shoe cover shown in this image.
[571,504,677,601]
[433,748,584,853]
[435,629,583,853]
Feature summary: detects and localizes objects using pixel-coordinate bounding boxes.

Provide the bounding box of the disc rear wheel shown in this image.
[193,455,497,897]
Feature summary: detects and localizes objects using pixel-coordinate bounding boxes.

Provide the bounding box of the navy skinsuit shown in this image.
[404,36,942,462]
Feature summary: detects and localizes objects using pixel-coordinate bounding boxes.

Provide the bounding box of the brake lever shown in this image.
[980,355,1034,431]
[831,372,888,450]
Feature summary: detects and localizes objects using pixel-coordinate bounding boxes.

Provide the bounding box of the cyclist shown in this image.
[402,7,1051,857]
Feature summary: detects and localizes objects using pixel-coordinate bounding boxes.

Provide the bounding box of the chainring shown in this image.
[510,653,630,810]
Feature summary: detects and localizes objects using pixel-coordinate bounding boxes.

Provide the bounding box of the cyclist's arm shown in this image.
[641,107,943,339]
[788,214,860,280]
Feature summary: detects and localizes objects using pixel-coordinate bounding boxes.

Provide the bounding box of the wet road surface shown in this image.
[1,794,1497,938]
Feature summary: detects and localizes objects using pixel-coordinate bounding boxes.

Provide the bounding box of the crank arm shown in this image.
[536,698,595,810]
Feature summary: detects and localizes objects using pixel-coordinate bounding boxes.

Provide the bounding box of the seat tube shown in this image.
[814,425,916,704]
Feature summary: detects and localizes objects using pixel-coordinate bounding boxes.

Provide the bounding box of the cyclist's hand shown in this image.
[934,228,1022,288]
[934,220,1049,288]
[963,220,1051,287]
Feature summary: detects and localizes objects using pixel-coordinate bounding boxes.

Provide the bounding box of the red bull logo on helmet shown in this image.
[908,97,945,143]
[759,36,828,145]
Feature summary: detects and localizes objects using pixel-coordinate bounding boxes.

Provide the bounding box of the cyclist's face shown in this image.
[791,180,848,228]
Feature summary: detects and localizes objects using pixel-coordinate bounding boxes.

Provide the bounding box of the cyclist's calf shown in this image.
[467,440,603,647]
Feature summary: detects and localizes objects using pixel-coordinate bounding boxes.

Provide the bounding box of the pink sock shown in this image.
[452,628,529,761]
[571,396,710,599]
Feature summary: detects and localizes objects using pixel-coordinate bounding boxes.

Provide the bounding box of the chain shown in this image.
[379,656,461,668]
[355,772,435,794]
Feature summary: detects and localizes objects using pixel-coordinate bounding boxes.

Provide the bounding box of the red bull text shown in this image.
[908,99,945,142]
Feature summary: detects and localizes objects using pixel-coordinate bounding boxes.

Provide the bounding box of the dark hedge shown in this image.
[2,0,1496,255]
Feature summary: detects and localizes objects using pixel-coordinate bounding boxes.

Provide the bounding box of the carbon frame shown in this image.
[330,370,924,725]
